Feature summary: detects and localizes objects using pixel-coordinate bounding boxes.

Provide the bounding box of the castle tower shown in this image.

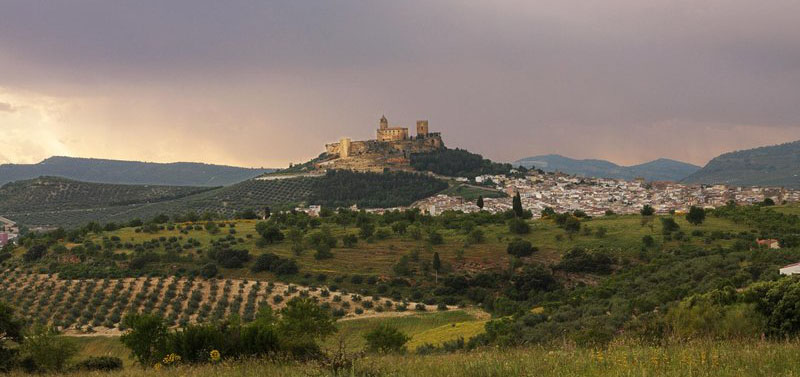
[379,115,388,130]
[416,120,429,137]
[340,137,351,158]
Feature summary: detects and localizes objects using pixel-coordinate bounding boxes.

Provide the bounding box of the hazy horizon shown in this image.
[2,1,800,168]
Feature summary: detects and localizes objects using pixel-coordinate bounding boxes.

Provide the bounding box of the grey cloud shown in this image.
[0,102,14,112]
[0,0,799,166]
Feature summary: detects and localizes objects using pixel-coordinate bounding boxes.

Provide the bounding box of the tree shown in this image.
[640,205,655,216]
[642,235,655,248]
[20,326,79,373]
[0,301,23,372]
[359,222,375,239]
[476,195,484,209]
[686,206,706,225]
[23,245,47,262]
[507,239,535,258]
[512,192,523,217]
[432,252,441,283]
[256,222,284,244]
[120,313,168,367]
[278,298,336,344]
[660,217,680,235]
[363,324,410,354]
[762,198,775,206]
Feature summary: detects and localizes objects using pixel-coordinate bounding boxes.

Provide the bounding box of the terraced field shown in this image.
[1,171,448,227]
[0,177,214,213]
[0,271,447,334]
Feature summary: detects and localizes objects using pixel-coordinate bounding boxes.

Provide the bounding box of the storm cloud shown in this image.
[1,0,798,167]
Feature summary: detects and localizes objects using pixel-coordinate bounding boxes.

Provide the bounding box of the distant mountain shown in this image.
[0,156,273,186]
[682,140,800,188]
[514,154,700,181]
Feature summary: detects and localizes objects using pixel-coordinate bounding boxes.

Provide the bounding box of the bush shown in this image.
[363,324,410,354]
[21,327,79,373]
[557,248,614,274]
[466,228,485,244]
[200,263,218,279]
[506,239,535,258]
[508,218,530,234]
[120,313,169,366]
[252,253,299,275]
[23,245,47,262]
[72,356,123,372]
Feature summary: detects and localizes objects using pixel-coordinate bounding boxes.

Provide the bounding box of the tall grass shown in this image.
[11,340,800,377]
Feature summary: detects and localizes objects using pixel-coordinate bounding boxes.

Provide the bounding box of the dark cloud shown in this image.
[0,102,14,112]
[0,0,799,166]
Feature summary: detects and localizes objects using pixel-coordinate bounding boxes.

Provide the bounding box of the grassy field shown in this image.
[11,340,800,377]
[331,309,486,351]
[438,184,507,201]
[59,309,487,364]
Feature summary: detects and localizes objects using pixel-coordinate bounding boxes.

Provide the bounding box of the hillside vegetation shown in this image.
[0,177,215,213]
[0,171,448,228]
[3,203,800,375]
[683,140,800,187]
[0,156,272,187]
[410,148,514,178]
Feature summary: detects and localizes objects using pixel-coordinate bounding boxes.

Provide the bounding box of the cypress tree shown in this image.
[512,192,523,217]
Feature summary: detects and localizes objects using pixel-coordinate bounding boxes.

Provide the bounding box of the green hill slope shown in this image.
[682,140,800,187]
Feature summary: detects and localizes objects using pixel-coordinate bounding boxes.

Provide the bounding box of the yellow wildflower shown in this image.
[210,349,221,362]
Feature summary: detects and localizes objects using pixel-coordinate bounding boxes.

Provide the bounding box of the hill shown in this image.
[682,140,800,187]
[0,177,215,213]
[514,154,699,181]
[0,171,448,227]
[0,156,273,186]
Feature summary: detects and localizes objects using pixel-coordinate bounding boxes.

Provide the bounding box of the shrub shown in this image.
[363,324,410,354]
[506,239,535,258]
[20,327,79,373]
[72,356,123,372]
[508,218,530,234]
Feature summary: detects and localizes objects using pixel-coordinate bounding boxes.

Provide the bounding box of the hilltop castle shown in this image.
[321,115,444,172]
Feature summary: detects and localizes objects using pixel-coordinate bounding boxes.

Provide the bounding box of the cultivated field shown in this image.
[0,271,446,334]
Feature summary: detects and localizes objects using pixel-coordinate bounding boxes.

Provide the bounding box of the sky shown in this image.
[1,1,799,168]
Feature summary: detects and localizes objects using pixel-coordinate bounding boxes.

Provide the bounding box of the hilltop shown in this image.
[514,154,700,181]
[0,156,273,187]
[682,140,800,187]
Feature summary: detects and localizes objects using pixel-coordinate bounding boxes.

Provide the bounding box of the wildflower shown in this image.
[210,349,221,362]
[154,362,163,371]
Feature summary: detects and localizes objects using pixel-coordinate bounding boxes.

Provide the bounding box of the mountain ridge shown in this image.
[514,154,700,181]
[0,156,274,187]
[682,140,800,188]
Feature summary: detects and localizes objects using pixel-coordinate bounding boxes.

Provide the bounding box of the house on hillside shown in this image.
[780,262,800,276]
[757,239,781,249]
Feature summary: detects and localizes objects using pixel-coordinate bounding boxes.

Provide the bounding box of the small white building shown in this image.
[779,262,800,276]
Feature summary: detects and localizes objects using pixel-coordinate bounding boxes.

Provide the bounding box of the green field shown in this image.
[9,340,800,377]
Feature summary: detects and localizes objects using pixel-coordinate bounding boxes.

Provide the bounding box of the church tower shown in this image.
[379,115,388,130]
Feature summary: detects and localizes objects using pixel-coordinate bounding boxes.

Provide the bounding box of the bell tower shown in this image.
[416,120,429,137]
[379,115,388,130]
